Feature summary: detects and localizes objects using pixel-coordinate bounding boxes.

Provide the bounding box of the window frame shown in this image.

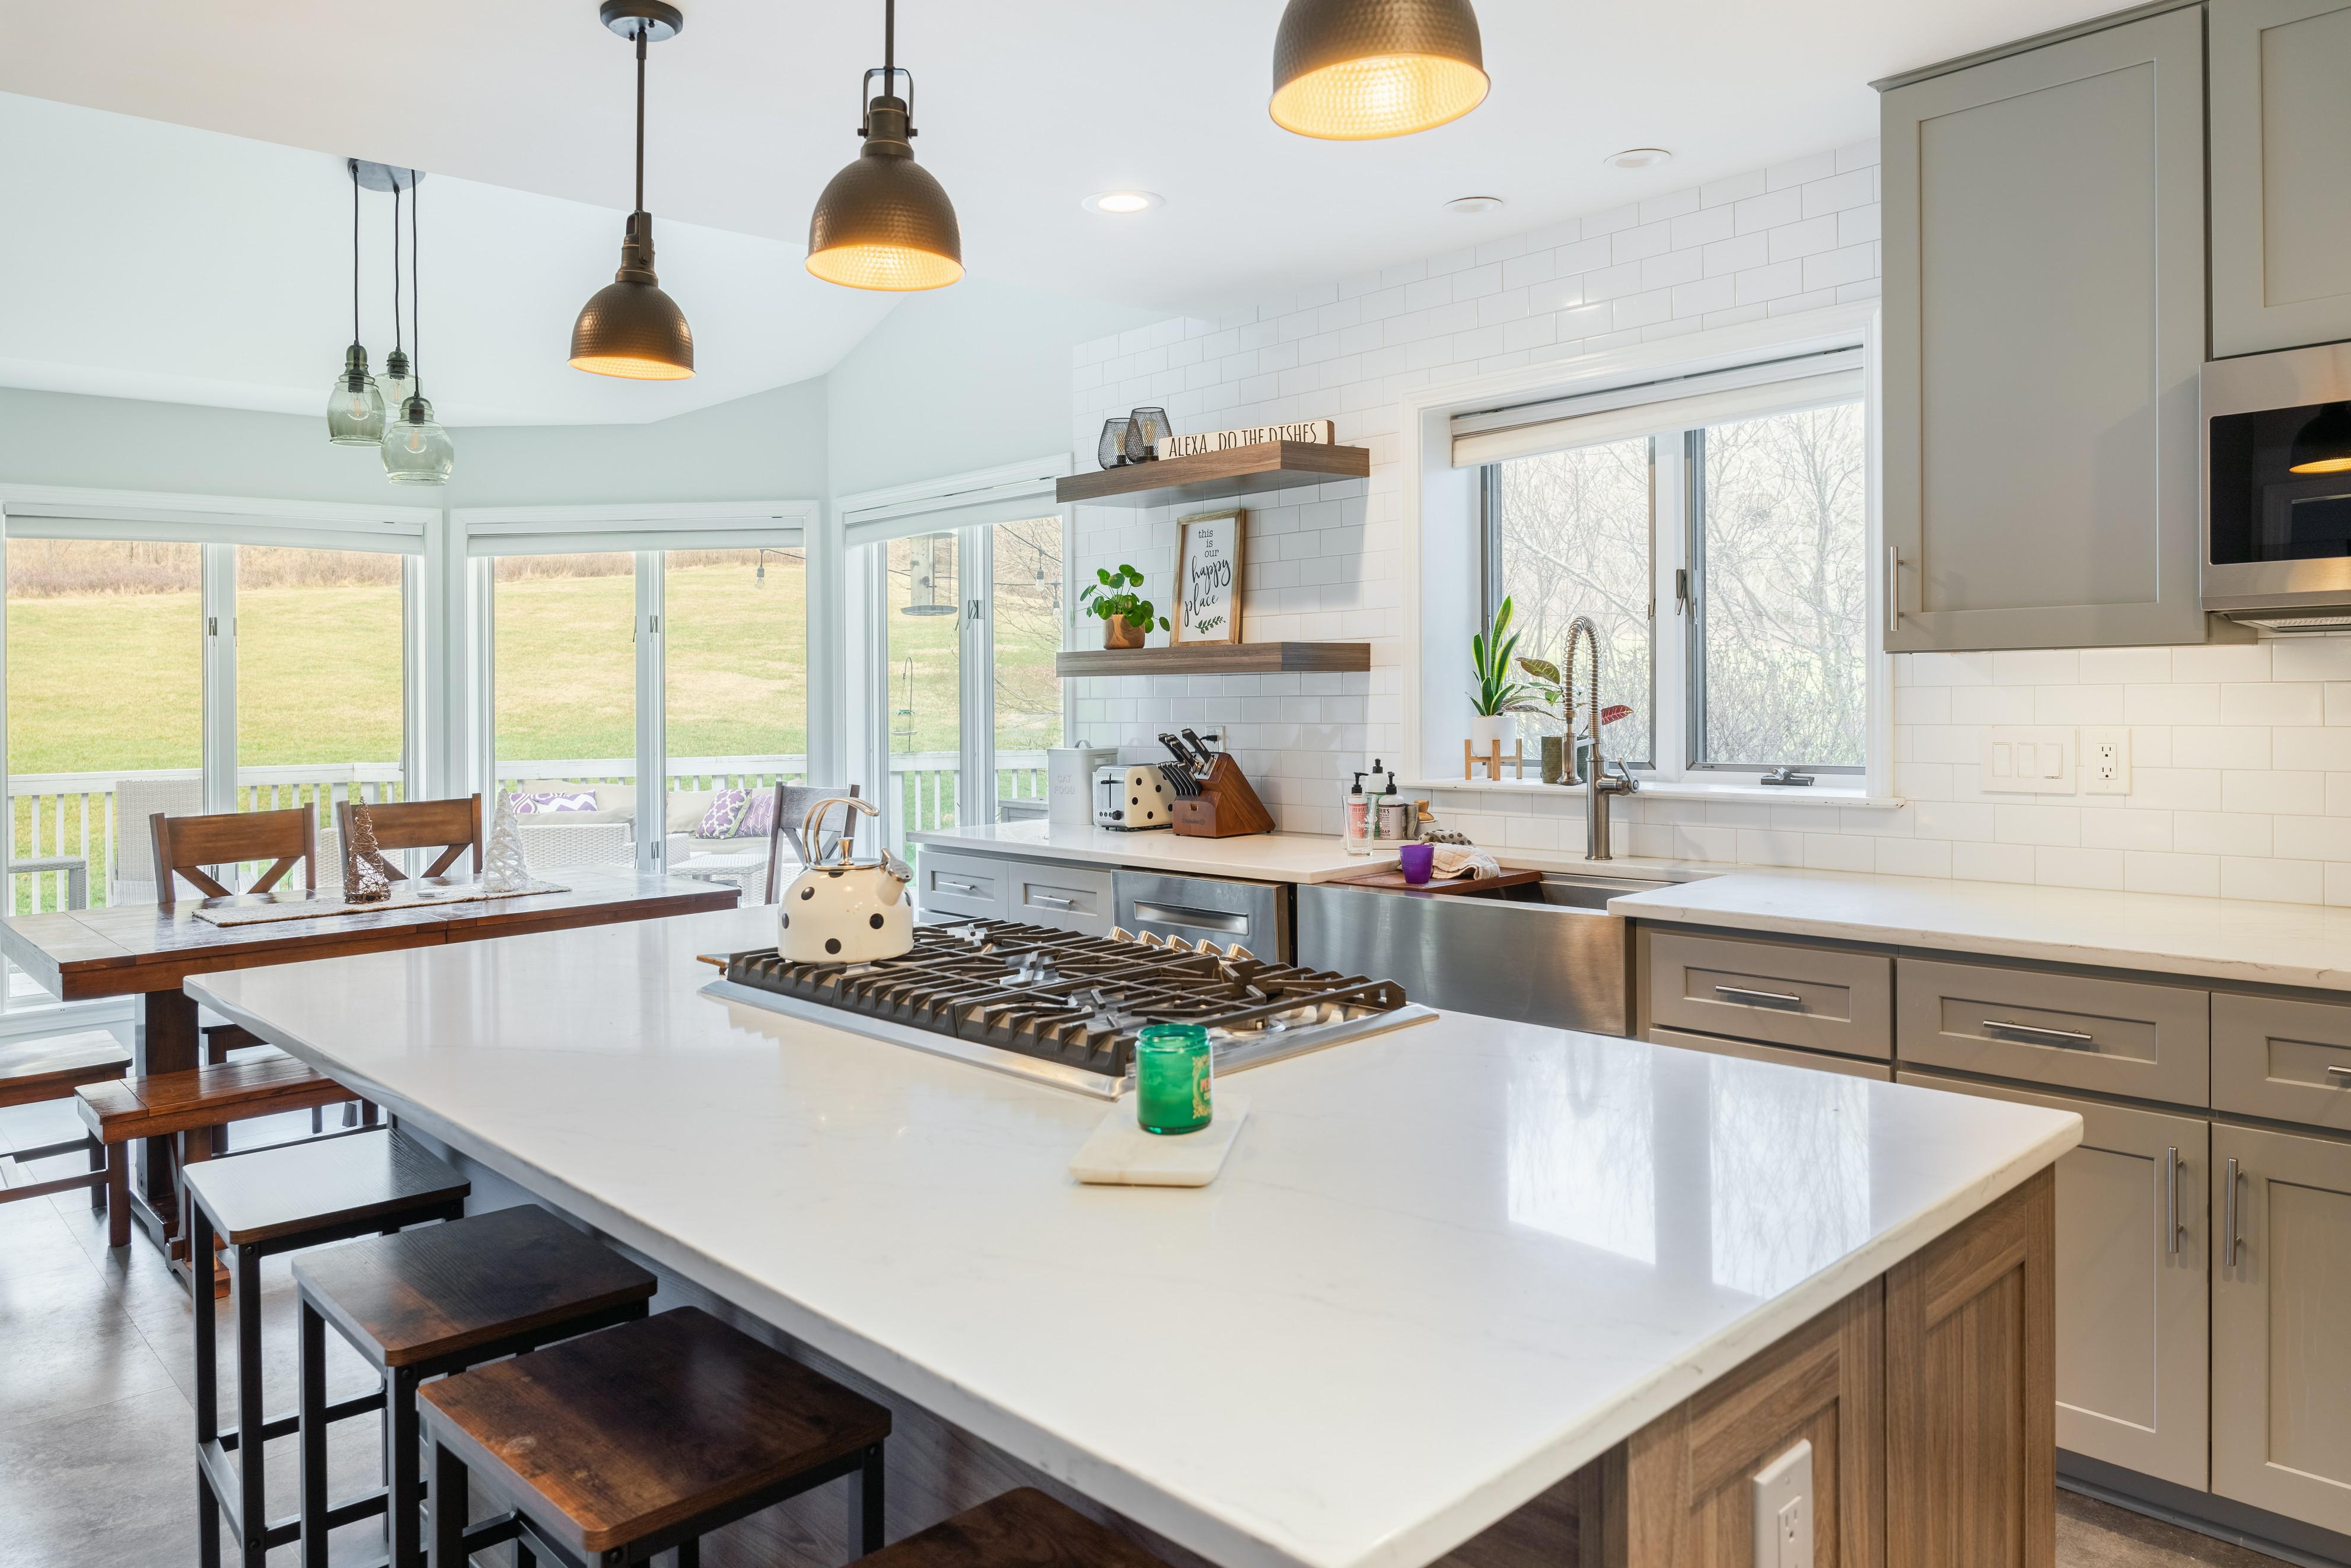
[1479,380,1870,783]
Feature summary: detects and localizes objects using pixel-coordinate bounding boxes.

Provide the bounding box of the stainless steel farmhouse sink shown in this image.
[1295,868,1714,1035]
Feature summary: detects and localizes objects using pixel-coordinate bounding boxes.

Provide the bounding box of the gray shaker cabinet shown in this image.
[1880,8,2207,651]
[2210,0,2351,356]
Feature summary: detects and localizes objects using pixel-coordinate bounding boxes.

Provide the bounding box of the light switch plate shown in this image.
[1982,726,2076,794]
[1753,1438,1814,1568]
[2082,726,2131,795]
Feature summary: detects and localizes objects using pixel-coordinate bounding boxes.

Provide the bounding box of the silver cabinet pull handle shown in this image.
[1716,984,1802,1008]
[2326,1064,2351,1083]
[1030,893,1075,908]
[2165,1146,2180,1256]
[1129,901,1250,935]
[939,878,982,893]
[1983,1018,2096,1048]
[1886,543,1901,638]
[2224,1156,2242,1269]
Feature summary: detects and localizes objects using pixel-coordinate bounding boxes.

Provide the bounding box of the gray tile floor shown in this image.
[0,1093,2301,1568]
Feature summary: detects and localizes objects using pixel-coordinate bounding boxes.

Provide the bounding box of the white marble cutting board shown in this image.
[1069,1096,1251,1186]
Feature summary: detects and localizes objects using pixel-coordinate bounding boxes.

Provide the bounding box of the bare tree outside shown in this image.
[1494,437,1654,762]
[1694,402,1866,767]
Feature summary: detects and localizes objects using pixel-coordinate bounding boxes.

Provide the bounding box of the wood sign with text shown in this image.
[1155,420,1335,460]
[1175,508,1245,645]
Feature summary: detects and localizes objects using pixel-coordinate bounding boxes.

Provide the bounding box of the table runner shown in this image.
[192,879,571,927]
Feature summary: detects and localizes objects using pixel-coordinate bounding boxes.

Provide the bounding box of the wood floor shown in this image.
[0,1089,2305,1568]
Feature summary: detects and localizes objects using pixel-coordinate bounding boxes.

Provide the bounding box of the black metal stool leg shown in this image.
[850,1442,885,1554]
[388,1367,423,1568]
[429,1439,467,1568]
[193,1206,222,1568]
[235,1241,267,1568]
[674,1539,700,1568]
[300,1301,329,1568]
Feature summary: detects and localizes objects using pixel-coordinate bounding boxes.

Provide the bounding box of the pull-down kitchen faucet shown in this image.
[1565,616,1637,860]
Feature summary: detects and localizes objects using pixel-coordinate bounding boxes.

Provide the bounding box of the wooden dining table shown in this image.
[0,869,738,1260]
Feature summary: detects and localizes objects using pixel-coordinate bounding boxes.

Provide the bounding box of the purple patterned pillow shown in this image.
[504,790,598,815]
[695,788,751,839]
[733,789,779,840]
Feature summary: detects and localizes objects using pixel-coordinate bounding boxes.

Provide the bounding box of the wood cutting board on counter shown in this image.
[1337,866,1542,895]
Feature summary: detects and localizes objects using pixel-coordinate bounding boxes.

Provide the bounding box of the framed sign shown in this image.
[1175,507,1245,645]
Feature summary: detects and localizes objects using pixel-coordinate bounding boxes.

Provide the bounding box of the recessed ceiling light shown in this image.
[1082,190,1163,215]
[1603,148,1673,170]
[1445,195,1505,215]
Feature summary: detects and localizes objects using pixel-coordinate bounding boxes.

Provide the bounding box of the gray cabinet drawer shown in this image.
[1895,958,2209,1104]
[2213,993,2351,1133]
[1009,862,1116,937]
[1649,1027,1893,1082]
[1646,931,1891,1059]
[916,849,1007,921]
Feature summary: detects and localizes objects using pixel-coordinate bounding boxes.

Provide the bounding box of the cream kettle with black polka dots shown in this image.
[778,796,914,963]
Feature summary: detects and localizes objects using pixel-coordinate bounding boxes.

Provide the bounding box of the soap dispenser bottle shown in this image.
[1342,770,1372,855]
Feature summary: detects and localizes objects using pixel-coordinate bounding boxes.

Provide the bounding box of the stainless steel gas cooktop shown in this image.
[702,918,1435,1098]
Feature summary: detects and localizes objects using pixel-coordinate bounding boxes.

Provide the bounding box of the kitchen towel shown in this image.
[1431,843,1502,880]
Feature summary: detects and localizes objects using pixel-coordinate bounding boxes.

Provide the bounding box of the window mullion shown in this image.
[1650,434,1692,783]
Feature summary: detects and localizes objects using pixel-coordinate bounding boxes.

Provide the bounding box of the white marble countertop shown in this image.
[1608,868,2351,992]
[191,906,2078,1568]
[910,820,1394,882]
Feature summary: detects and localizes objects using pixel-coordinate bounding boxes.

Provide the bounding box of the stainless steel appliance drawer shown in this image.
[915,849,1008,922]
[1895,957,2209,1104]
[2212,993,2351,1132]
[1646,930,1891,1059]
[1113,869,1290,961]
[1008,862,1117,938]
[1648,1026,1893,1081]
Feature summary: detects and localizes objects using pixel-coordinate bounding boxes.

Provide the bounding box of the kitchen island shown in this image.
[193,905,2080,1568]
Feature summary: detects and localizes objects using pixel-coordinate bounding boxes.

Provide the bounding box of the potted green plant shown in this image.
[1080,563,1170,649]
[1469,596,1533,752]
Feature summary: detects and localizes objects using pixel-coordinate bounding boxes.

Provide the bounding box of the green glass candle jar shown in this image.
[1134,1023,1213,1135]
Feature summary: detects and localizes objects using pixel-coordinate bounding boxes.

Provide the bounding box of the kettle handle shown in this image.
[802,795,881,866]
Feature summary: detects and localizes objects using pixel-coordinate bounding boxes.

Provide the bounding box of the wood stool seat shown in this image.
[183,1130,470,1568]
[858,1489,1168,1568]
[422,1305,892,1564]
[292,1205,658,1568]
[0,1029,128,1210]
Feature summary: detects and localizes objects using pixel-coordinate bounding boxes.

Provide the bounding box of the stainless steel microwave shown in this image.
[2204,342,2351,627]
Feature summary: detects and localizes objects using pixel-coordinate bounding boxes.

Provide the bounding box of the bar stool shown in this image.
[293,1204,659,1568]
[184,1129,470,1568]
[852,1489,1169,1568]
[422,1306,892,1568]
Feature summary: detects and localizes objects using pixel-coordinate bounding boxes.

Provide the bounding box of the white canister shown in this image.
[1049,744,1118,826]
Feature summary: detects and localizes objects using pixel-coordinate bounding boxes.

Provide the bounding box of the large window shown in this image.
[1479,369,1867,779]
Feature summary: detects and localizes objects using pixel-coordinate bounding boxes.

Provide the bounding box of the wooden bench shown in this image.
[0,1029,130,1210]
[76,1056,364,1251]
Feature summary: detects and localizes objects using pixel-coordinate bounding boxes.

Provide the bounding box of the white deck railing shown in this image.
[7,751,1048,912]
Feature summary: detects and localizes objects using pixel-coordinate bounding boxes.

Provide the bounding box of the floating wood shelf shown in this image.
[1055,441,1371,507]
[1055,642,1371,677]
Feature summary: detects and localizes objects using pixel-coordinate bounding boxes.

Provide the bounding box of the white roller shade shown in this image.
[458,500,814,557]
[1,486,432,553]
[842,479,1063,547]
[1451,350,1864,468]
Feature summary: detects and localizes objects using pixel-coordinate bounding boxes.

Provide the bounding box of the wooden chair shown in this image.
[0,1030,129,1215]
[149,806,316,906]
[336,793,483,886]
[763,783,862,903]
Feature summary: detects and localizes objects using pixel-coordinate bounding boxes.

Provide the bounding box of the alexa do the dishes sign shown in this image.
[1176,507,1245,645]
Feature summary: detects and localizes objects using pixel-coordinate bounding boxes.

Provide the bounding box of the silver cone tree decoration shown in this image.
[481,793,534,894]
[345,800,395,903]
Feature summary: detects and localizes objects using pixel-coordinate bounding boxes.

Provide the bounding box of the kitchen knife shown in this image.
[1159,732,1197,769]
[1180,729,1216,772]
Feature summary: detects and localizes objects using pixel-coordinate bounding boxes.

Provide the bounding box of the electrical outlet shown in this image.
[2082,726,2132,795]
[1753,1439,1814,1568]
[1982,726,2076,794]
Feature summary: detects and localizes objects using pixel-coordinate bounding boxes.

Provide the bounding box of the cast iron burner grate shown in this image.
[722,919,1411,1081]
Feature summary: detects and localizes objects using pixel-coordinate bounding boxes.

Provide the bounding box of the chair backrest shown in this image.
[763,783,861,904]
[149,807,316,906]
[337,795,482,884]
[112,777,207,901]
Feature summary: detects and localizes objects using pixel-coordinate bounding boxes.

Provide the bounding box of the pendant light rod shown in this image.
[411,168,422,402]
[389,171,403,353]
[634,21,647,214]
[349,160,362,346]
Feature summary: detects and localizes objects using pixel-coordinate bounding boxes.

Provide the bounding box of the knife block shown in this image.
[1171,755,1276,838]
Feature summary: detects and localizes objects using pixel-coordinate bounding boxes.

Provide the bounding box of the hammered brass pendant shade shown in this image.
[805,97,963,291]
[572,0,695,379]
[1270,0,1489,140]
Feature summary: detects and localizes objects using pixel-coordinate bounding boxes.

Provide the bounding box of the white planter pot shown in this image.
[1467,713,1517,753]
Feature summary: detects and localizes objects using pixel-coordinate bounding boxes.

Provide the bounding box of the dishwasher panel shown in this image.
[1112,869,1292,962]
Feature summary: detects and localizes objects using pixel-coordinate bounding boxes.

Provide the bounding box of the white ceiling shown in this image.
[0,0,2116,425]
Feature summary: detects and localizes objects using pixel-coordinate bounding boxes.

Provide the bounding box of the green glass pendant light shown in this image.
[326,161,386,444]
[1269,0,1489,141]
[571,0,695,379]
[383,167,454,485]
[805,0,963,292]
[378,169,415,415]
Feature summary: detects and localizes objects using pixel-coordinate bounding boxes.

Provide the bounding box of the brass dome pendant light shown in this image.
[1269,0,1489,141]
[326,161,386,444]
[571,0,695,379]
[805,0,963,292]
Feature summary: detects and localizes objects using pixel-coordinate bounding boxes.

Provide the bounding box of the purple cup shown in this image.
[1397,843,1435,884]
